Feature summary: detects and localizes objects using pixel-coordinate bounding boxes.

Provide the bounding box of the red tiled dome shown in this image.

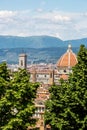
[57,45,78,68]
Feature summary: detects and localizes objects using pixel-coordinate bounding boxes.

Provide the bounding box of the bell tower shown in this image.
[19,53,27,69]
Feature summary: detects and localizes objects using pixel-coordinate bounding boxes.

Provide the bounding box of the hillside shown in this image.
[0,35,87,64]
[0,35,64,48]
[65,38,87,47]
[0,35,87,48]
[0,47,78,64]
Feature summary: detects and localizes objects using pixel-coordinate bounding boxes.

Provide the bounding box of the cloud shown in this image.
[0,10,87,40]
[36,8,43,13]
[54,15,70,22]
[0,10,16,18]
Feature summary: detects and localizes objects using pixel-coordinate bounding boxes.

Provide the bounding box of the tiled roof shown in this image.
[60,74,68,80]
[57,45,78,68]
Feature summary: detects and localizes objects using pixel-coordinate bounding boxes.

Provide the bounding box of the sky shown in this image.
[0,0,87,40]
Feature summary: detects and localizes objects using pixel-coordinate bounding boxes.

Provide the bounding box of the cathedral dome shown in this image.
[57,45,78,68]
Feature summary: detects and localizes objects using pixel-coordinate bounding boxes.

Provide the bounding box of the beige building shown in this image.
[19,53,27,69]
[27,45,78,84]
[18,45,78,130]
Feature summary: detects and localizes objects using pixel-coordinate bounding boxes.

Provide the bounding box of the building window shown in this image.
[21,60,23,66]
[37,74,39,77]
[41,122,44,126]
[64,69,66,73]
[50,73,52,78]
[44,75,46,77]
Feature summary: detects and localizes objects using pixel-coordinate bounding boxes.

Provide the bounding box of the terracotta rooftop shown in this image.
[60,74,68,80]
[57,44,78,68]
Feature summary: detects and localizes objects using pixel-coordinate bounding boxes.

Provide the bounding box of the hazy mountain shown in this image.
[0,35,64,48]
[0,47,78,64]
[65,38,87,47]
[0,35,86,64]
[0,35,87,49]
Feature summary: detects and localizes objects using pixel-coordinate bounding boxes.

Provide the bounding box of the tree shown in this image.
[45,45,87,130]
[0,62,10,98]
[0,65,39,130]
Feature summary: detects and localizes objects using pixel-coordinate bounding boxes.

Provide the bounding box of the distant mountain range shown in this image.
[0,47,78,64]
[0,35,87,48]
[0,35,87,64]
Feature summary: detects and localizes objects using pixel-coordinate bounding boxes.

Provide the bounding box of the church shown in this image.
[19,44,77,84]
[18,45,78,130]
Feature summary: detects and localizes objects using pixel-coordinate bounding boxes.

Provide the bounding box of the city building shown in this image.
[13,45,78,130]
[28,44,78,84]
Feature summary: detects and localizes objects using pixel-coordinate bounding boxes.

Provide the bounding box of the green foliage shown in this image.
[45,45,87,130]
[0,62,10,81]
[0,64,39,130]
[0,62,10,98]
